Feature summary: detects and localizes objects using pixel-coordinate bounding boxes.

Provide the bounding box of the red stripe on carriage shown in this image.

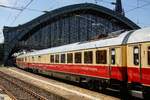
[17,62,150,86]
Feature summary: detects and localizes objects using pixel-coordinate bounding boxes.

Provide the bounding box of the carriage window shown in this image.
[38,56,41,61]
[55,55,59,63]
[32,57,34,61]
[111,48,115,65]
[84,51,93,64]
[25,57,27,62]
[96,50,107,64]
[61,54,66,63]
[133,47,139,65]
[75,52,82,63]
[50,55,54,63]
[29,57,31,62]
[148,47,150,65]
[67,53,73,63]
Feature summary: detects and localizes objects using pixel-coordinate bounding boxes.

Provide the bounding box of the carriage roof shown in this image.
[17,27,150,58]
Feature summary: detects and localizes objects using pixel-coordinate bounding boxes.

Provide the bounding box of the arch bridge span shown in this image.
[3,3,140,65]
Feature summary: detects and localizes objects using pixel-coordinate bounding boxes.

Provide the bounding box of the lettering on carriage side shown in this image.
[81,67,98,71]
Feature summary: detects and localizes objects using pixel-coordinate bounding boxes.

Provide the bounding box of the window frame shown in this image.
[75,52,82,64]
[110,48,115,65]
[25,57,27,62]
[84,51,93,64]
[50,55,55,63]
[61,54,66,63]
[55,54,60,63]
[32,56,34,62]
[96,50,107,64]
[38,56,41,61]
[133,46,139,66]
[148,46,150,65]
[67,53,73,63]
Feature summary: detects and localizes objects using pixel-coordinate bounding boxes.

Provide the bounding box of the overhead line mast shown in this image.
[115,0,125,16]
[94,0,125,16]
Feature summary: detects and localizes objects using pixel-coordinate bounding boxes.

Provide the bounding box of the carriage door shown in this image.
[127,44,142,83]
[134,45,142,82]
[109,48,115,78]
[109,46,128,82]
[110,47,121,80]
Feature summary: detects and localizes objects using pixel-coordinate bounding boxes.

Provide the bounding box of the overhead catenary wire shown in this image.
[5,0,19,25]
[0,4,46,13]
[6,0,18,21]
[125,0,150,13]
[0,0,149,28]
[0,4,22,11]
[10,0,34,25]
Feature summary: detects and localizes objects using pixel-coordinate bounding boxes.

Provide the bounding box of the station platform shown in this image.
[0,67,119,100]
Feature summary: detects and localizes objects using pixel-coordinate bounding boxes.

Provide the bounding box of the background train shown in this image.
[16,27,150,99]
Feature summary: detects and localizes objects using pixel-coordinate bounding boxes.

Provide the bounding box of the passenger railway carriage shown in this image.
[16,27,150,98]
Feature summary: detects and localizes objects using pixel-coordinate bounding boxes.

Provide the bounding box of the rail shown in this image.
[0,71,66,100]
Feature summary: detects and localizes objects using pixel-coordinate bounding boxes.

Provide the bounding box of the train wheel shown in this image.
[98,80,108,92]
[87,80,98,90]
[79,77,88,88]
[88,80,93,90]
[88,80,107,91]
[120,81,129,100]
[143,86,150,99]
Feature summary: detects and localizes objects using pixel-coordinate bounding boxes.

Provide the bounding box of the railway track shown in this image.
[0,71,66,100]
[0,67,120,100]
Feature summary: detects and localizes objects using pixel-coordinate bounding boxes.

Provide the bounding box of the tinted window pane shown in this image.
[38,56,41,61]
[61,54,66,63]
[67,53,73,63]
[133,47,139,65]
[96,50,107,64]
[75,52,82,63]
[111,48,115,64]
[148,47,150,65]
[32,57,34,61]
[50,55,54,63]
[84,51,93,64]
[55,55,59,63]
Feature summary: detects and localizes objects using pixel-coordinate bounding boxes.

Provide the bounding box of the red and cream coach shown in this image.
[16,27,150,98]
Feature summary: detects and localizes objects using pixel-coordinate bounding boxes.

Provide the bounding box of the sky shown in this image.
[0,0,150,43]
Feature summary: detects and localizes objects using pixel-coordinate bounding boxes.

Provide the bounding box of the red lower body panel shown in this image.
[17,62,127,81]
[29,63,110,79]
[128,67,150,86]
[111,67,127,81]
[142,68,150,86]
[16,62,150,86]
[128,67,141,83]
